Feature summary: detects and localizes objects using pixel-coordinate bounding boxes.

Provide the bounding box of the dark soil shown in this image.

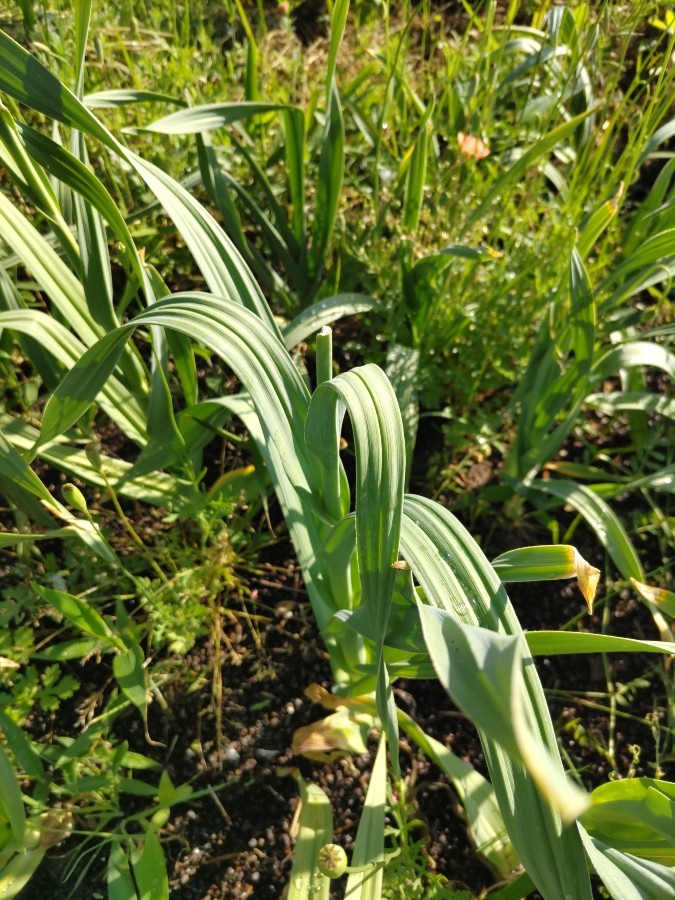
[19,493,672,900]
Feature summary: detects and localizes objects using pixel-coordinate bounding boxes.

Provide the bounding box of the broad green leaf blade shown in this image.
[33,638,109,662]
[307,365,405,631]
[591,341,675,382]
[344,734,387,899]
[0,29,113,146]
[526,632,675,656]
[578,198,618,260]
[128,152,280,332]
[282,106,306,247]
[0,267,63,390]
[326,0,349,92]
[402,119,429,232]
[74,0,93,98]
[580,779,675,864]
[287,777,332,900]
[35,328,134,453]
[639,117,675,164]
[108,842,136,900]
[113,644,147,717]
[400,495,592,900]
[71,132,117,332]
[0,105,75,266]
[33,584,118,646]
[306,365,405,756]
[0,310,148,445]
[84,89,186,108]
[141,101,301,135]
[396,712,518,877]
[17,121,154,307]
[0,848,45,898]
[0,190,101,347]
[585,392,675,421]
[0,414,181,507]
[0,427,117,561]
[0,712,45,781]
[133,830,169,900]
[0,427,59,525]
[528,479,645,582]
[385,343,420,489]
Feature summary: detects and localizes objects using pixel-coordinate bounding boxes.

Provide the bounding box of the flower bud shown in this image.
[317,843,348,878]
[62,483,88,514]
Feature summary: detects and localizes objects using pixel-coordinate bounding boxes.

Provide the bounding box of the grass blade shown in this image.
[525,632,675,657]
[309,81,345,287]
[528,479,645,582]
[344,734,387,899]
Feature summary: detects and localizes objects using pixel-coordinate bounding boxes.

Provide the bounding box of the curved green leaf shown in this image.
[526,631,675,656]
[591,342,675,382]
[306,365,405,756]
[419,606,588,823]
[33,584,119,646]
[344,734,387,900]
[492,544,600,608]
[585,392,675,421]
[0,310,147,445]
[283,293,378,350]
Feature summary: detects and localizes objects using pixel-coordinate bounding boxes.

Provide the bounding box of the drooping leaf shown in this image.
[492,544,600,610]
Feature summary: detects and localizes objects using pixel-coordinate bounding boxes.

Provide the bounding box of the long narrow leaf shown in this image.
[526,631,675,656]
[400,495,592,899]
[306,365,405,755]
[344,734,387,899]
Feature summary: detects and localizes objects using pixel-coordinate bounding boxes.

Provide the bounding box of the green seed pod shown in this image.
[62,483,88,514]
[317,843,348,879]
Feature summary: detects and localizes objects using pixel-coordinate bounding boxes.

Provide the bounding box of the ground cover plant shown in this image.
[0,0,674,897]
